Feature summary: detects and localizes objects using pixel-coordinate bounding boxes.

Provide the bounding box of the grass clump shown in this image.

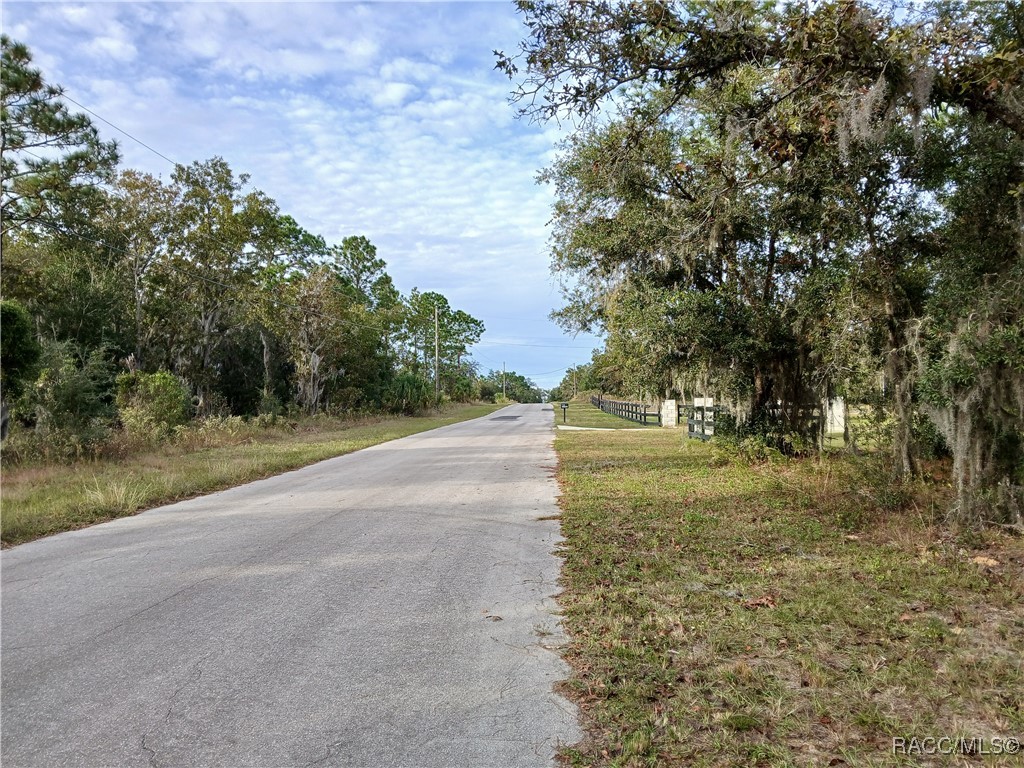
[554,430,1024,766]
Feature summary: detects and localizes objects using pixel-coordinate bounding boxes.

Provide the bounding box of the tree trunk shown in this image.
[260,328,272,400]
[133,269,144,366]
[842,397,860,455]
[885,300,916,478]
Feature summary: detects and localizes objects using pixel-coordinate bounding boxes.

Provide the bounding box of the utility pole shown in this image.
[502,362,506,399]
[434,304,440,405]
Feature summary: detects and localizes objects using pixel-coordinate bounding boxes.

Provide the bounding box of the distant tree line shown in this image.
[0,36,489,460]
[499,1,1023,525]
[478,368,544,403]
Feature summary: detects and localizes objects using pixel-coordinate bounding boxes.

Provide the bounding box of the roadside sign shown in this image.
[560,402,568,423]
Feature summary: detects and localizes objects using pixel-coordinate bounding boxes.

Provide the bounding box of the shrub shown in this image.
[478,380,499,402]
[384,372,433,415]
[6,340,116,461]
[0,300,40,400]
[116,371,191,439]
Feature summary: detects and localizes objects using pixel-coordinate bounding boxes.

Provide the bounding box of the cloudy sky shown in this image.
[3,0,602,389]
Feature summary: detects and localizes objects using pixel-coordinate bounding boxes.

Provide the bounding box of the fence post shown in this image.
[660,399,678,428]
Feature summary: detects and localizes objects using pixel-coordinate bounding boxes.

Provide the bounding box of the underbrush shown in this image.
[1,403,499,546]
[1,410,390,467]
[554,430,1023,767]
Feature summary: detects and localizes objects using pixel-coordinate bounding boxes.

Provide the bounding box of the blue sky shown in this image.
[3,1,602,389]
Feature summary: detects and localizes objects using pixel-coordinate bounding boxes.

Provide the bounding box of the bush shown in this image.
[384,372,433,415]
[116,371,191,439]
[0,300,40,400]
[450,376,475,403]
[478,381,499,402]
[6,340,116,461]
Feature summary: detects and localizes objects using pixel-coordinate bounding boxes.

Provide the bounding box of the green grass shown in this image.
[554,430,1024,767]
[1,403,500,547]
[554,397,659,430]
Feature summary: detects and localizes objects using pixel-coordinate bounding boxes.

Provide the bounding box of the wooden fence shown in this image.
[589,395,732,439]
[590,396,661,426]
[682,401,718,441]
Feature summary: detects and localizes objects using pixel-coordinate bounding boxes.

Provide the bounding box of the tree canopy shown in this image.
[1,35,119,237]
[499,0,1024,525]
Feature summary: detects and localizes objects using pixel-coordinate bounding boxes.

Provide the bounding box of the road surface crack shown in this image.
[140,732,159,767]
[305,738,347,767]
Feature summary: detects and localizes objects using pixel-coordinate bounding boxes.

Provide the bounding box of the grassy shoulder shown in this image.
[554,429,1024,767]
[554,397,658,430]
[1,403,501,547]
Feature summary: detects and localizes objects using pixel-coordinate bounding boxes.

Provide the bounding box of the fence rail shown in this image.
[682,403,719,441]
[589,395,730,437]
[591,396,661,426]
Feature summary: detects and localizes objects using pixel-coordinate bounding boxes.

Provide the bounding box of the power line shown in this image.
[61,92,179,167]
[40,89,587,352]
[519,366,571,377]
[33,88,396,336]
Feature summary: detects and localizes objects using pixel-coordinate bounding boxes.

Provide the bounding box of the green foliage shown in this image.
[398,289,485,403]
[329,235,386,302]
[0,40,494,464]
[484,368,543,403]
[7,339,115,460]
[477,379,499,402]
[115,370,190,439]
[1,35,119,237]
[384,372,433,415]
[0,299,40,398]
[552,363,600,400]
[448,374,476,403]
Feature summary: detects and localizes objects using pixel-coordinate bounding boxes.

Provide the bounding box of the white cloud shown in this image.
[84,35,137,62]
[2,0,592,386]
[371,82,416,109]
[59,5,93,27]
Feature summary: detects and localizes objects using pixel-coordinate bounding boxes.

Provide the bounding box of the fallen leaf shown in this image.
[845,534,861,541]
[744,594,777,609]
[972,555,999,567]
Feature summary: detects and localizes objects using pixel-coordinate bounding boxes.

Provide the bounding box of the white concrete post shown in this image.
[660,399,678,428]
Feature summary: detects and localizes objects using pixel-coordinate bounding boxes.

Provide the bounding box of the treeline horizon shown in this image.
[0,36,543,463]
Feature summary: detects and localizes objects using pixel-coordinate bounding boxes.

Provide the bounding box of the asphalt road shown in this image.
[1,403,580,767]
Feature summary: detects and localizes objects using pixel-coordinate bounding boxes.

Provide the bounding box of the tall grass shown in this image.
[1,404,500,546]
